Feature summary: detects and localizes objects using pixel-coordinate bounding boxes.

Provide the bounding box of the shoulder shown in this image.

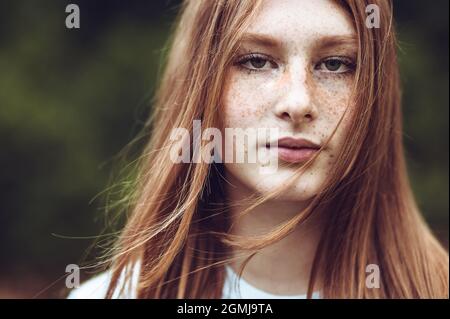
[67,271,110,299]
[67,261,141,299]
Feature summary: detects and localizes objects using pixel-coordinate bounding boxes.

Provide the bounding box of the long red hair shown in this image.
[103,0,449,298]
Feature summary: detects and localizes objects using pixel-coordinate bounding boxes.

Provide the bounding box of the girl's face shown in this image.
[222,0,357,201]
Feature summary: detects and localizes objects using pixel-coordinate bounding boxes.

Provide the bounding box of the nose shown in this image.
[274,59,317,126]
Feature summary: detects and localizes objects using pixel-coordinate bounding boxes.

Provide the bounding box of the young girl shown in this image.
[68,0,449,299]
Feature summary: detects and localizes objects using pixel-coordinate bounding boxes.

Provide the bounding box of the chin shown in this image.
[255,179,320,201]
[227,163,324,201]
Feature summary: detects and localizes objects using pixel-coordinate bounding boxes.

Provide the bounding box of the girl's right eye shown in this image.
[235,53,277,72]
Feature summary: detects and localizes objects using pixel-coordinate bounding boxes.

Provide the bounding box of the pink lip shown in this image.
[276,147,318,163]
[266,137,321,163]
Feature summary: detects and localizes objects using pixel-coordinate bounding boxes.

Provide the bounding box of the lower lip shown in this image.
[272,146,319,163]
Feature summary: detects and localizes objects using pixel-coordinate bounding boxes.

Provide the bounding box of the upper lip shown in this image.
[270,137,321,149]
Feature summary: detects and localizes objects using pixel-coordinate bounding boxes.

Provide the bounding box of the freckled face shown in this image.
[222,0,357,200]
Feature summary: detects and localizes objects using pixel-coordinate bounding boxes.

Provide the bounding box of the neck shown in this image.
[224,173,324,295]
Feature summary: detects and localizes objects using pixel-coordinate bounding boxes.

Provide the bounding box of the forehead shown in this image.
[246,0,355,48]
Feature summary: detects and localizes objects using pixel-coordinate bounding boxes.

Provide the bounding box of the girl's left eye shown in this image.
[316,57,355,73]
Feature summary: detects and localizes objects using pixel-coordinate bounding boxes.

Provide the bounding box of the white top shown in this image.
[222,266,320,299]
[67,263,320,299]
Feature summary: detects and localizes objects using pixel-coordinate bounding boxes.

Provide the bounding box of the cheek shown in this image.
[314,77,355,140]
[222,73,274,129]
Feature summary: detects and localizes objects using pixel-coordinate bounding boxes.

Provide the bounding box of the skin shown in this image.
[221,0,357,295]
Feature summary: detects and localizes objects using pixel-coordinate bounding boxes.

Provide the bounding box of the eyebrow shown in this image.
[239,33,282,49]
[239,32,357,52]
[314,35,358,51]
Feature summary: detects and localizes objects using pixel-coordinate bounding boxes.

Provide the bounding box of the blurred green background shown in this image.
[0,0,448,298]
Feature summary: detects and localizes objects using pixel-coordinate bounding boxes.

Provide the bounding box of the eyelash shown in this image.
[235,53,277,73]
[315,56,356,74]
[234,53,356,75]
